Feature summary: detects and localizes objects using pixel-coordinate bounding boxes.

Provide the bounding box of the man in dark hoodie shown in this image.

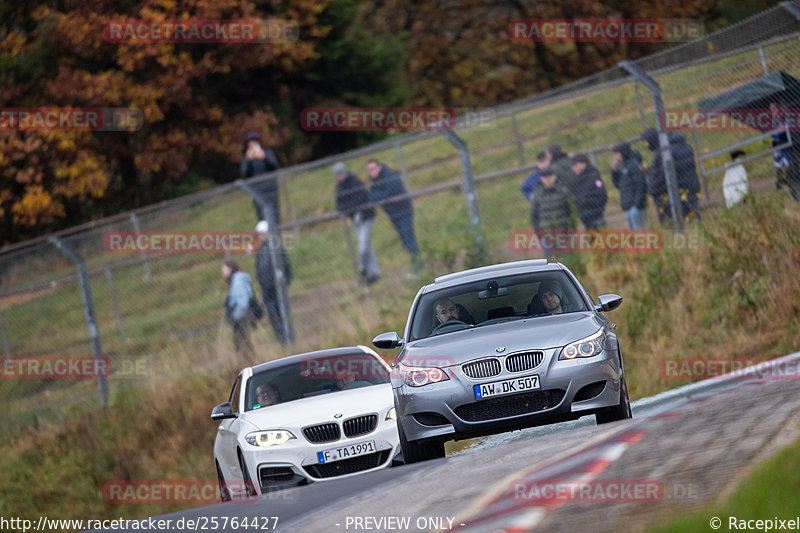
[546,144,578,195]
[611,142,648,230]
[570,153,608,230]
[240,132,281,225]
[254,220,292,346]
[334,162,380,285]
[641,128,701,223]
[366,159,423,275]
[531,168,575,257]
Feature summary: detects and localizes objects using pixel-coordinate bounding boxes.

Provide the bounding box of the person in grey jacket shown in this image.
[334,162,380,285]
[222,259,255,355]
[366,159,423,275]
[546,144,578,195]
[611,142,648,230]
[531,168,575,257]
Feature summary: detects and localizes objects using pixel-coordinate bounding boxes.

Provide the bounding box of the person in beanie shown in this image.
[530,168,575,257]
[546,144,578,194]
[366,159,424,276]
[240,132,281,225]
[641,128,701,222]
[611,142,647,230]
[536,279,573,315]
[221,259,255,355]
[570,153,608,230]
[334,162,380,285]
[254,220,292,346]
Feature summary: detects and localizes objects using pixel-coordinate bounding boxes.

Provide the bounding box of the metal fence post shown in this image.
[510,111,527,166]
[758,47,769,75]
[634,81,648,128]
[235,180,295,346]
[105,267,129,342]
[394,139,410,188]
[620,61,684,232]
[0,309,10,357]
[129,213,151,280]
[437,128,486,262]
[48,237,109,407]
[340,215,360,278]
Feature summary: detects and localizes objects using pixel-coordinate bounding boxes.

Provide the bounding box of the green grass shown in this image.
[647,426,800,533]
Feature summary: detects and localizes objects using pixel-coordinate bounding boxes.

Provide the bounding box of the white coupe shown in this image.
[212,346,401,500]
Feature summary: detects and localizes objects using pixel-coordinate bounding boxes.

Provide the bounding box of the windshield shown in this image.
[409,270,588,341]
[244,352,391,411]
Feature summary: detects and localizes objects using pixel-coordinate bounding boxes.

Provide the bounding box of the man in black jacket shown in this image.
[334,162,380,285]
[240,132,281,225]
[570,153,608,230]
[611,142,648,230]
[641,128,701,223]
[254,220,292,346]
[366,159,423,275]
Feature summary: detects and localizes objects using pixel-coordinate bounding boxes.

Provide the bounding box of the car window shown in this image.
[410,271,588,341]
[244,353,391,412]
[229,374,242,414]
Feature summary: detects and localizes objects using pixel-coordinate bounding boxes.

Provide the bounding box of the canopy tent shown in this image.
[697,70,800,131]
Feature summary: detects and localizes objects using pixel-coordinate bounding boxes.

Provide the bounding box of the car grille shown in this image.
[462,358,502,379]
[505,351,544,373]
[258,466,294,486]
[303,450,391,479]
[343,414,377,438]
[303,423,341,443]
[454,389,566,422]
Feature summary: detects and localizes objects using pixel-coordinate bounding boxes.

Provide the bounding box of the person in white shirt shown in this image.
[722,150,748,208]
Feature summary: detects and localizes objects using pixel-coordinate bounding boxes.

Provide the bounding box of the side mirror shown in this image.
[373,331,402,350]
[595,294,623,313]
[211,401,236,420]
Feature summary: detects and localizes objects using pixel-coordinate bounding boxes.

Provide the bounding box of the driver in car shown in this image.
[537,280,572,315]
[434,298,461,324]
[255,382,280,407]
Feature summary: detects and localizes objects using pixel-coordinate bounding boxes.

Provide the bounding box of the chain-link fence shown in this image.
[3,3,800,436]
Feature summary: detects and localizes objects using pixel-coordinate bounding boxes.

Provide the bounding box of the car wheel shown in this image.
[216,461,232,502]
[237,449,259,498]
[595,372,632,424]
[397,421,446,463]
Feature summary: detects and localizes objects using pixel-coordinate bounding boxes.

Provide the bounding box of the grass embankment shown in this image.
[2,192,799,525]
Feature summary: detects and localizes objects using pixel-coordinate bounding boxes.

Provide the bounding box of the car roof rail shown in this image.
[434,259,549,285]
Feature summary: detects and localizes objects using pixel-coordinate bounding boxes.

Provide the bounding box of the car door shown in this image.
[217,373,243,481]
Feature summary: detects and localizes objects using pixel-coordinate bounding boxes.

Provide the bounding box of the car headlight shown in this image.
[559,330,606,360]
[386,407,397,420]
[244,430,296,447]
[398,363,450,387]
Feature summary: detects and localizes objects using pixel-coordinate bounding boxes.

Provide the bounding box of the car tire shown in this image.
[595,371,632,424]
[397,421,446,463]
[238,449,259,498]
[216,461,232,502]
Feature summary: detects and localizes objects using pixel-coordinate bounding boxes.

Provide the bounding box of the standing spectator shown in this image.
[769,102,800,200]
[530,168,575,257]
[546,144,578,194]
[723,150,749,208]
[254,220,292,346]
[240,132,281,225]
[222,259,255,355]
[366,159,424,275]
[641,128,701,223]
[334,162,380,285]
[611,142,648,230]
[520,152,549,201]
[570,153,608,230]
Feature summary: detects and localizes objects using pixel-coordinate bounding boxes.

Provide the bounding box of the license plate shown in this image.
[474,375,540,399]
[317,440,376,464]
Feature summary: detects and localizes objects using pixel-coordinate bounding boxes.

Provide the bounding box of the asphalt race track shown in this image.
[89,352,800,533]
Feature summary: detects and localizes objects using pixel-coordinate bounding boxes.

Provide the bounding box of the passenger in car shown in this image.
[255,382,280,407]
[537,280,572,315]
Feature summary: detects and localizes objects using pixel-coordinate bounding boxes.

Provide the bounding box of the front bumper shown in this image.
[395,347,622,442]
[240,418,401,493]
